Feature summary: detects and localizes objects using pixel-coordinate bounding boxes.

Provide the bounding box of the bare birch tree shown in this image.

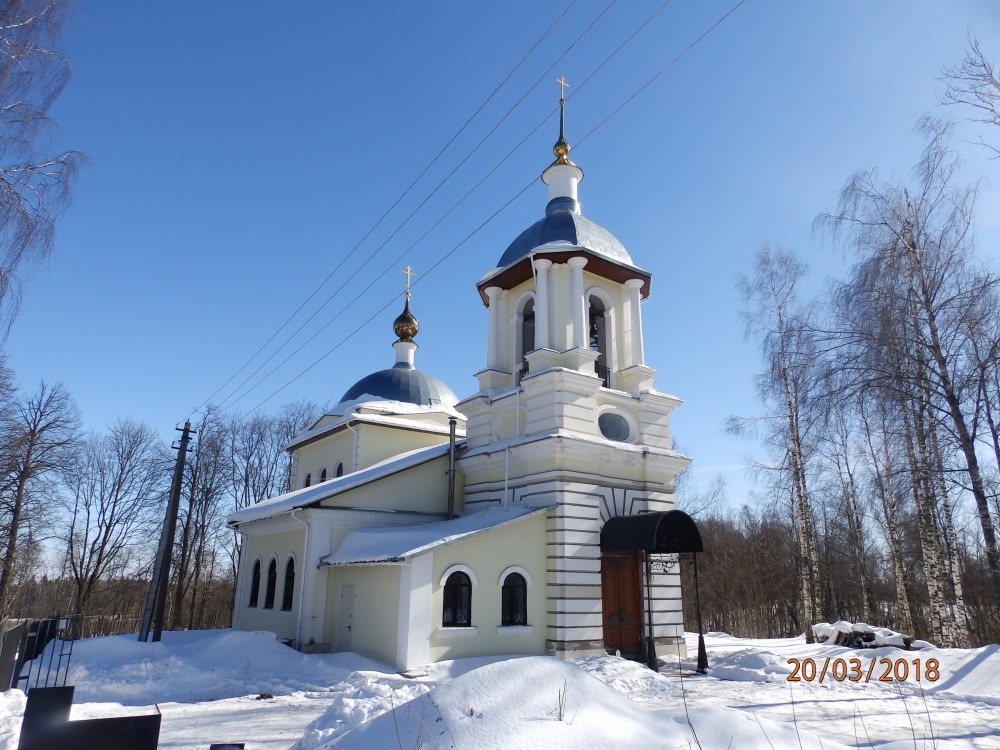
[0,0,81,339]
[172,407,230,629]
[819,118,1000,604]
[942,34,1000,156]
[0,380,77,612]
[63,419,166,615]
[733,246,823,638]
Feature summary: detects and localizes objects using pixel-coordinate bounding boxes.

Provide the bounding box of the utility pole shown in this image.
[138,421,193,642]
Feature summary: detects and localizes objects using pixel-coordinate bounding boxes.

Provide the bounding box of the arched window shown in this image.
[264,558,277,609]
[588,295,609,387]
[516,297,535,384]
[320,467,327,482]
[501,572,528,626]
[281,557,295,611]
[336,462,344,477]
[304,473,311,488]
[442,571,472,627]
[248,559,261,607]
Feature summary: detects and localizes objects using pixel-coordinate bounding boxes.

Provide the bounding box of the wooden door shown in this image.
[601,550,643,657]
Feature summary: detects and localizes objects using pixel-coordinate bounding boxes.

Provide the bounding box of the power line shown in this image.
[241,180,537,417]
[574,0,749,151]
[213,0,750,415]
[207,0,621,414]
[188,0,580,420]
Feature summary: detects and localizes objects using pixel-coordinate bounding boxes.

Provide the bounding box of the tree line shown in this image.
[0,373,320,629]
[683,111,1000,647]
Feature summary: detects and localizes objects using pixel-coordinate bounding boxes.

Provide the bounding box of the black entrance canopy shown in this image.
[600,509,703,554]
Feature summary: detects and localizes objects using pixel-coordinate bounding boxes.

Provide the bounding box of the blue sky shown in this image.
[5,0,1000,507]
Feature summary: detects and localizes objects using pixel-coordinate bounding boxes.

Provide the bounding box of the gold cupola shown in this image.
[393,298,419,343]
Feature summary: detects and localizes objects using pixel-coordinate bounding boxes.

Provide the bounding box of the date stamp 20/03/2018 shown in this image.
[787,657,940,683]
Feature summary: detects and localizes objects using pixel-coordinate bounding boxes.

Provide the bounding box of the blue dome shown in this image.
[497,199,632,268]
[339,362,458,409]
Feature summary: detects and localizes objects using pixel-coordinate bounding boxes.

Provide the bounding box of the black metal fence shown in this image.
[1,616,76,691]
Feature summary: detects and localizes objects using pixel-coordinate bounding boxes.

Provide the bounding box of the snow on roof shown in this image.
[329,395,466,420]
[320,505,551,565]
[286,398,466,450]
[227,442,454,526]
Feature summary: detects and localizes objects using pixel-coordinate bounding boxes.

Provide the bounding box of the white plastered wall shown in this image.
[424,513,548,663]
[237,526,305,641]
[323,565,401,664]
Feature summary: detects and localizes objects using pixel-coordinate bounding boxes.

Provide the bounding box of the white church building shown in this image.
[228,101,702,671]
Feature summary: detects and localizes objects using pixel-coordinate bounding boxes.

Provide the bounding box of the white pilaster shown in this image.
[625,279,645,366]
[533,258,552,350]
[568,257,588,350]
[396,552,433,670]
[485,286,502,370]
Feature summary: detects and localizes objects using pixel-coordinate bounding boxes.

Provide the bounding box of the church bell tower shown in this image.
[455,84,690,661]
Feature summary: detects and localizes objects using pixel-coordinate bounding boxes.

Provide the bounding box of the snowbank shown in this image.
[3,629,999,750]
[293,655,853,750]
[66,629,390,704]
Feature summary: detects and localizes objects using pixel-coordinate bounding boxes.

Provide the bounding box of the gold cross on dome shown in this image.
[400,265,417,298]
[556,75,570,101]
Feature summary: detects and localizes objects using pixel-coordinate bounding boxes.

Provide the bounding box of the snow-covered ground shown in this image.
[1,629,998,749]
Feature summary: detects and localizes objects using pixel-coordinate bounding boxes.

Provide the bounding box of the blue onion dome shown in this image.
[338,367,458,408]
[337,295,458,409]
[497,199,633,268]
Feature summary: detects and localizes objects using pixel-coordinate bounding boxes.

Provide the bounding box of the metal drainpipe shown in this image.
[346,421,360,471]
[447,418,457,519]
[232,528,247,630]
[694,553,709,673]
[291,510,309,650]
[645,551,658,672]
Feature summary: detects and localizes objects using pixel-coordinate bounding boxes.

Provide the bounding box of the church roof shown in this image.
[496,200,633,269]
[319,505,551,565]
[338,363,458,410]
[227,442,454,525]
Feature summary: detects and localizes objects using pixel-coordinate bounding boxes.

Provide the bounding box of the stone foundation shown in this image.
[545,638,607,660]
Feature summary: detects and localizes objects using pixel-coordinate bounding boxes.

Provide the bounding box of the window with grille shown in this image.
[501,573,528,626]
[442,571,472,627]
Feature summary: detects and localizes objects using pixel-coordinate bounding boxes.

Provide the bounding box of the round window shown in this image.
[598,412,630,442]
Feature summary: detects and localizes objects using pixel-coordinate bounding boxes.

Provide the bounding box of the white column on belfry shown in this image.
[568,256,588,350]
[486,286,502,370]
[625,278,645,366]
[533,258,552,350]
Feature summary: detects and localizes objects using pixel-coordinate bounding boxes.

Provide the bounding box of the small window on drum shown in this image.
[598,412,631,442]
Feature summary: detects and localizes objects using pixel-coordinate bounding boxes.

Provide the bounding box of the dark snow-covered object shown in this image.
[812,621,932,650]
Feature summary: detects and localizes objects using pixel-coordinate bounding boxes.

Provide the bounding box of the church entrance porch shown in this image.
[600,550,644,658]
[599,510,705,671]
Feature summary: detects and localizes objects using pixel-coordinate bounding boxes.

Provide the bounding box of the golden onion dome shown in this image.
[393,297,419,342]
[553,135,572,165]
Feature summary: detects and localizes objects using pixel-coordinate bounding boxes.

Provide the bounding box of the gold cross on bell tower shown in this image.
[553,76,572,165]
[400,265,417,299]
[556,75,570,102]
